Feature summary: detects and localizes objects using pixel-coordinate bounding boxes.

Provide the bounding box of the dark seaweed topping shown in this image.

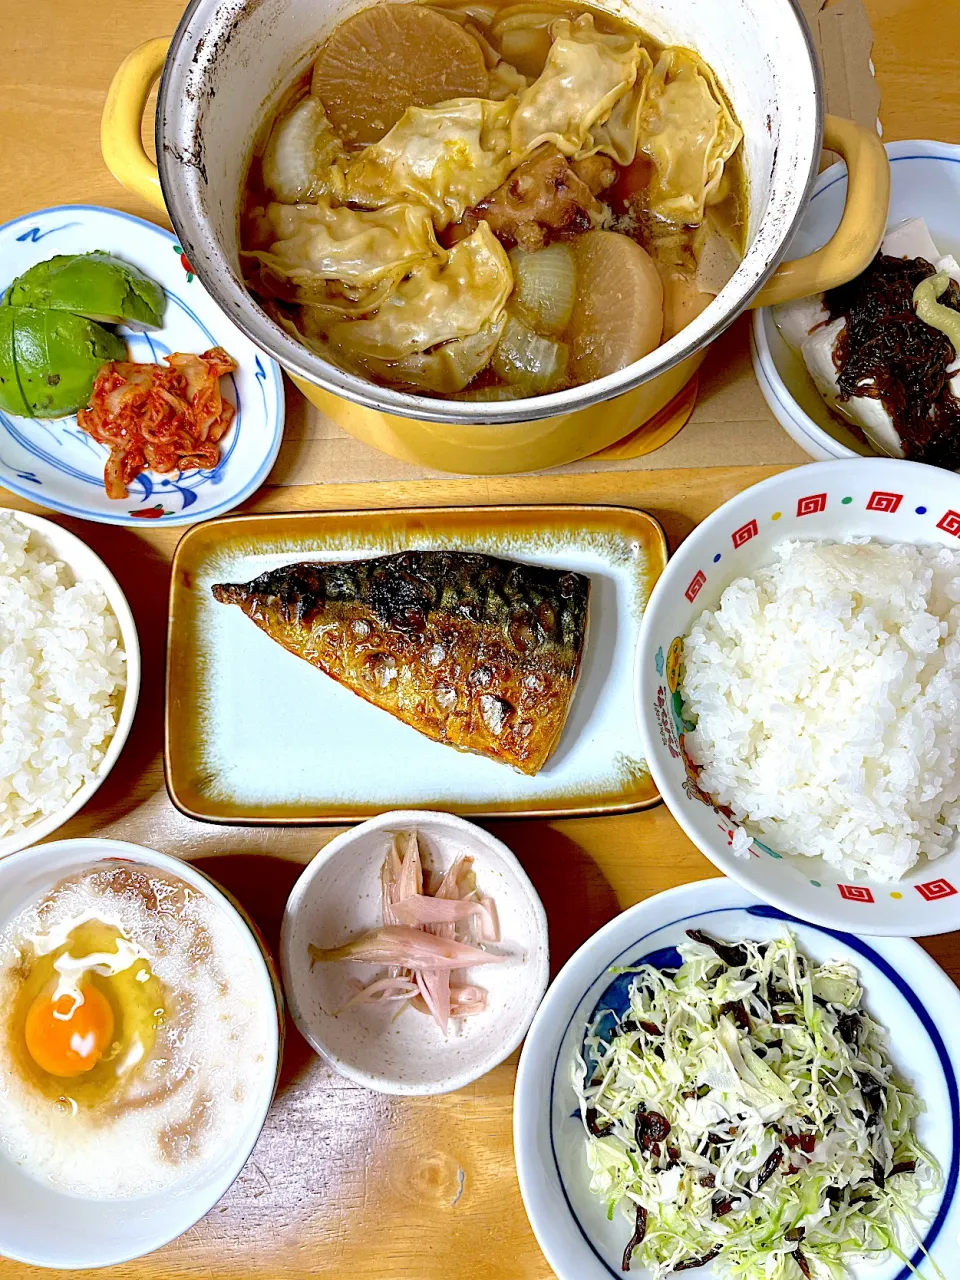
[719,1001,751,1032]
[785,1226,805,1242]
[858,1073,886,1130]
[585,1107,612,1137]
[837,1012,861,1046]
[755,1147,783,1189]
[712,1194,735,1217]
[890,1160,917,1177]
[796,1250,812,1279]
[707,1130,735,1147]
[685,929,748,967]
[674,1246,722,1272]
[621,1204,647,1271]
[699,1173,716,1188]
[872,1158,886,1190]
[826,252,960,469]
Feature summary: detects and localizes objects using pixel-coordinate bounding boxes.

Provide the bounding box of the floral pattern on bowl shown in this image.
[635,459,960,937]
[0,204,284,526]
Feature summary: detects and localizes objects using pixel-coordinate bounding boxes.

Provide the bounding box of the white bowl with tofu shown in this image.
[752,139,960,464]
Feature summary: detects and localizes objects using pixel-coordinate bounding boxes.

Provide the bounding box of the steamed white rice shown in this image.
[681,538,960,881]
[0,514,126,839]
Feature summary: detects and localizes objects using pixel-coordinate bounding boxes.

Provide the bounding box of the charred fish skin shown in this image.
[211,550,589,775]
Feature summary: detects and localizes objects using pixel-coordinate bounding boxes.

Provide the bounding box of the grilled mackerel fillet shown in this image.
[212,549,589,774]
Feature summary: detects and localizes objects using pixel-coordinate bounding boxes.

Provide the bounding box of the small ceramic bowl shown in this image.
[0,509,141,858]
[281,810,549,1095]
[514,877,960,1280]
[0,204,284,525]
[635,458,960,936]
[751,139,960,460]
[0,838,282,1269]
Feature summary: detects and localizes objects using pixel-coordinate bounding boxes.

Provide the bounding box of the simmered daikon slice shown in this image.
[312,4,488,146]
[567,230,663,382]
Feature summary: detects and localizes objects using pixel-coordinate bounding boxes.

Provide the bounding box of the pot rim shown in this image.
[156,0,824,425]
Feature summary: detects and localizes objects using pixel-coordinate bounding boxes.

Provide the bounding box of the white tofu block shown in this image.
[882,217,940,262]
[800,317,845,402]
[773,294,829,351]
[800,317,905,458]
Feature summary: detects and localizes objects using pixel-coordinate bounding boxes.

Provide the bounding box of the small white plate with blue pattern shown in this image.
[0,204,284,526]
[514,878,960,1280]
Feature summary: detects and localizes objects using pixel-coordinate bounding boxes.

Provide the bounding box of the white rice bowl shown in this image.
[681,537,960,882]
[0,512,130,845]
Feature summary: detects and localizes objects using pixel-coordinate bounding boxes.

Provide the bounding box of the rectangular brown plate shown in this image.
[165,504,666,822]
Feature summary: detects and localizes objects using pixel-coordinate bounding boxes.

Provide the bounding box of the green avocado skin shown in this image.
[11,308,126,417]
[0,309,32,415]
[6,252,166,327]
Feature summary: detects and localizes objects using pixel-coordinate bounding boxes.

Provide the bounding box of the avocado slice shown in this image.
[0,308,32,415]
[11,308,126,417]
[6,252,166,327]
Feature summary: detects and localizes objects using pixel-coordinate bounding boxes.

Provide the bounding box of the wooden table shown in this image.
[1,3,959,1278]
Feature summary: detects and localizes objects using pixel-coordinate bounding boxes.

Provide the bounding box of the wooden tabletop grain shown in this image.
[0,2,958,1278]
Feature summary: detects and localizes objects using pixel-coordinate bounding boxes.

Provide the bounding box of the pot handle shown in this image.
[749,114,890,309]
[102,37,170,214]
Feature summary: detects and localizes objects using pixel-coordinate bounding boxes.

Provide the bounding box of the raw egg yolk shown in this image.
[24,985,115,1078]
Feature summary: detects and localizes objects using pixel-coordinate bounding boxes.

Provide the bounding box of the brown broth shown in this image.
[239,0,748,398]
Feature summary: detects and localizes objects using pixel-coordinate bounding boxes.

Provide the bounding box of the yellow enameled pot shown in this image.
[102,6,888,475]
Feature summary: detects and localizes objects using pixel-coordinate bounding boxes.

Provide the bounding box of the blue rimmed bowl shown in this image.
[751,139,960,461]
[514,877,960,1280]
[0,205,284,526]
[635,459,960,936]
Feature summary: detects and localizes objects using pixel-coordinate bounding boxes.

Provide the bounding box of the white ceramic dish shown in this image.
[751,139,960,461]
[0,508,141,858]
[0,204,284,525]
[514,877,960,1280]
[635,458,960,936]
[281,810,549,1095]
[165,504,664,822]
[0,838,282,1270]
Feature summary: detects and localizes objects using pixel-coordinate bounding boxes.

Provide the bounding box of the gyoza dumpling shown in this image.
[637,48,742,225]
[345,98,516,229]
[330,222,513,360]
[510,15,644,158]
[246,199,442,304]
[362,315,508,393]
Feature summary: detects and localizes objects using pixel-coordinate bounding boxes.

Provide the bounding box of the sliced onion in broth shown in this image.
[509,243,577,335]
[492,312,569,393]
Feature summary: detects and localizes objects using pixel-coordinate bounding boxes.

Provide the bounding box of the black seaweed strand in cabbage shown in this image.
[621,1205,647,1272]
[825,253,960,469]
[674,1245,722,1271]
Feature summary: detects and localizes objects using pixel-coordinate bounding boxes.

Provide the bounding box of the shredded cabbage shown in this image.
[573,931,942,1280]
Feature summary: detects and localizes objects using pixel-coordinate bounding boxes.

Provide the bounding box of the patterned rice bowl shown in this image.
[635,458,960,936]
[0,204,284,526]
